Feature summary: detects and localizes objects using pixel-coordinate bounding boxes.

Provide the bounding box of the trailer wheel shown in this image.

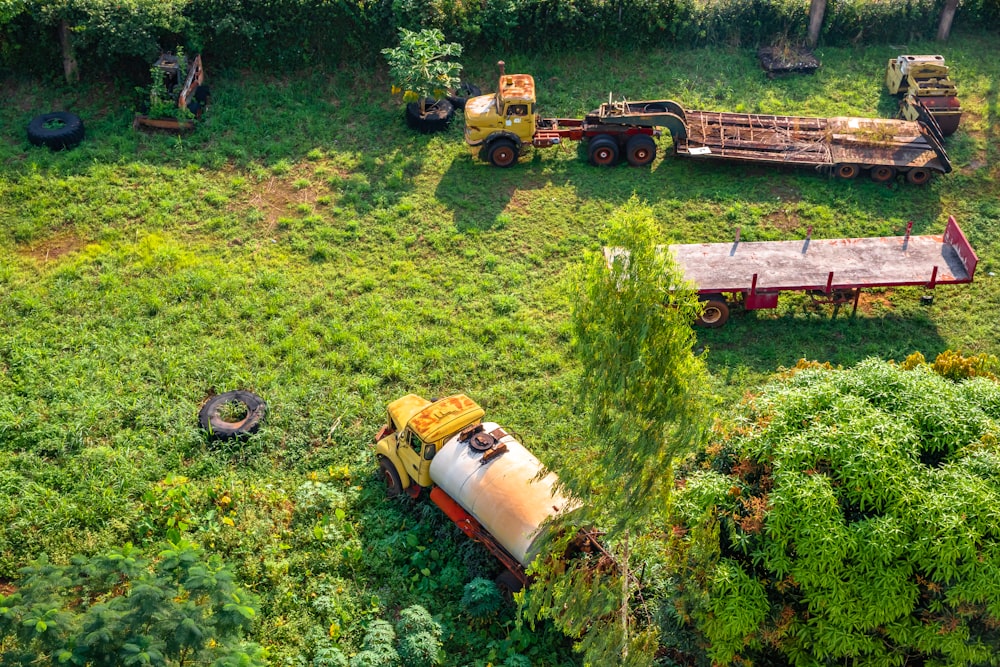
[870,165,896,183]
[588,135,619,166]
[696,299,729,328]
[378,456,404,498]
[906,168,932,185]
[487,139,518,167]
[834,163,860,179]
[625,134,656,167]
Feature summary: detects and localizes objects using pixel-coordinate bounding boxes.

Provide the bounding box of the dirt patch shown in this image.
[855,290,895,315]
[18,233,88,263]
[0,580,15,596]
[765,209,801,233]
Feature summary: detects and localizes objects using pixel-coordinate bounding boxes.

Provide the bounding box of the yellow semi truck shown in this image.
[464,61,952,184]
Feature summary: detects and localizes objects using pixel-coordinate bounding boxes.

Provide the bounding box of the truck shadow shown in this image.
[435,142,948,236]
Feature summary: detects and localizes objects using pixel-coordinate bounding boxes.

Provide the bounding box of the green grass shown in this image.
[1,32,999,664]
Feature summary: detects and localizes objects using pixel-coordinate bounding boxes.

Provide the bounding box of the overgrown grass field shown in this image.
[1,33,999,664]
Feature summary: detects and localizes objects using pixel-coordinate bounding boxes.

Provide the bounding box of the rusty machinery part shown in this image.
[486,138,519,167]
[378,455,404,497]
[870,165,897,183]
[808,288,858,305]
[198,390,267,440]
[834,163,860,179]
[588,135,620,166]
[625,134,657,167]
[906,168,932,185]
[696,298,730,328]
[27,112,85,151]
[405,98,455,133]
[469,431,498,452]
[446,82,482,110]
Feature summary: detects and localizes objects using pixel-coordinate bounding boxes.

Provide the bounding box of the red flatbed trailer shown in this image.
[606,216,978,327]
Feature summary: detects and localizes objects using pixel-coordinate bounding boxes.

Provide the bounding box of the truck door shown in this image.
[504,103,534,141]
[396,429,424,481]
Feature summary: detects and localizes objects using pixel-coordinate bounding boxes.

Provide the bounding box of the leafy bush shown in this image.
[397,631,441,667]
[395,605,441,639]
[667,358,1000,665]
[0,540,263,666]
[461,577,502,618]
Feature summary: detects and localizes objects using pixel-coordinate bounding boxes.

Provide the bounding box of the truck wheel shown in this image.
[906,168,931,185]
[834,163,859,179]
[625,134,656,167]
[696,299,729,328]
[487,139,518,167]
[870,165,896,183]
[27,111,85,150]
[198,390,267,440]
[588,135,619,166]
[405,98,455,133]
[378,456,403,498]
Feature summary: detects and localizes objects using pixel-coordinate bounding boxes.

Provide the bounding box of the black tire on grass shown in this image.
[447,82,482,110]
[27,111,85,150]
[198,390,267,440]
[405,98,455,133]
[378,456,404,498]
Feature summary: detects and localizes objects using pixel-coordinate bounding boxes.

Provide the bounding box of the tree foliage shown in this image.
[668,357,1000,665]
[0,539,263,666]
[525,198,710,666]
[381,27,461,112]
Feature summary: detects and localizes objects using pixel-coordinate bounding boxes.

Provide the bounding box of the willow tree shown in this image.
[525,198,712,666]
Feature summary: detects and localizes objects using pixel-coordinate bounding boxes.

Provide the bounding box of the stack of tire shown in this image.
[27,112,85,150]
[405,82,481,134]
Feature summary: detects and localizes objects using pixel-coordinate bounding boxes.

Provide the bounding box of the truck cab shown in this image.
[374,394,485,495]
[464,69,536,167]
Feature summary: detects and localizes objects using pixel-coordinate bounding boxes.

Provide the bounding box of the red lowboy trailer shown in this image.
[606,216,978,327]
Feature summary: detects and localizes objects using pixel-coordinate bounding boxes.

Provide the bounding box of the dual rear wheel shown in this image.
[834,163,930,185]
[588,134,657,167]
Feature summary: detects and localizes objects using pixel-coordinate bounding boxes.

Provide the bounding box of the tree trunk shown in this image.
[807,0,826,48]
[937,0,959,41]
[59,19,78,83]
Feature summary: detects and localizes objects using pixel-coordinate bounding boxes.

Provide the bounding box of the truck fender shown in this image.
[485,131,522,149]
[375,438,413,490]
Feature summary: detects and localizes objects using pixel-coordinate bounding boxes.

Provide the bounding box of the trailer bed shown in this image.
[671,216,976,293]
[677,111,946,170]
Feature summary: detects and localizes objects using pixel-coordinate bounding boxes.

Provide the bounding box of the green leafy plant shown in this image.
[668,358,1000,665]
[461,577,502,619]
[381,28,462,115]
[0,540,263,666]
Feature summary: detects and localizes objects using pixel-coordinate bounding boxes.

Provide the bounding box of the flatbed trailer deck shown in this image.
[594,100,951,184]
[605,216,977,327]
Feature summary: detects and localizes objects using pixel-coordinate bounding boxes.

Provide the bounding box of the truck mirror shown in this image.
[423,444,436,461]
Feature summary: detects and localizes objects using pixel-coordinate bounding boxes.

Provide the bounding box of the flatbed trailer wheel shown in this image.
[588,135,619,166]
[835,163,860,179]
[870,165,896,183]
[696,299,729,328]
[378,455,403,497]
[486,139,518,167]
[625,134,656,167]
[906,168,931,185]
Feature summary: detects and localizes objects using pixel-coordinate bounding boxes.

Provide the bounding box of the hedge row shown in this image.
[2,0,1000,73]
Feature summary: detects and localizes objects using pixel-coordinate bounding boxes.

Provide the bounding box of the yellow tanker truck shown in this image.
[374,393,579,588]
